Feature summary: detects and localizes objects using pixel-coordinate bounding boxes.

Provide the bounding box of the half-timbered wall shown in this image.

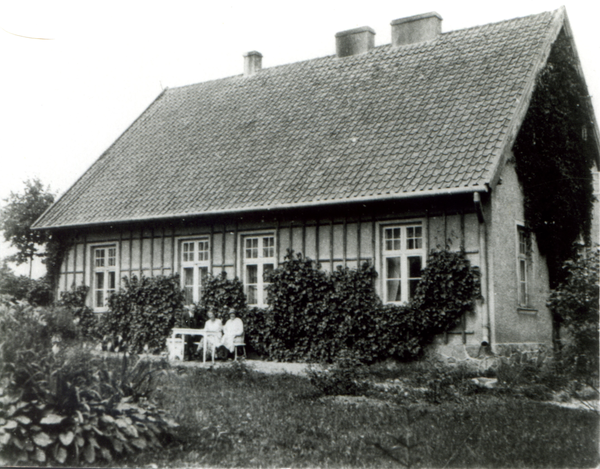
[56,197,487,346]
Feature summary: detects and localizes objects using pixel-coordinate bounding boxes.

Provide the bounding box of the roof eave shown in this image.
[33,185,489,231]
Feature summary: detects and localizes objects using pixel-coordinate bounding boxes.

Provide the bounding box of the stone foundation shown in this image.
[429,342,552,372]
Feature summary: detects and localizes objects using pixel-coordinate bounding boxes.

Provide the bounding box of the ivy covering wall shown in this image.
[513,28,597,288]
[239,249,481,363]
[105,275,185,353]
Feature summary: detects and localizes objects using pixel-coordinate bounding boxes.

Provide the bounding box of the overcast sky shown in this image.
[1,0,599,276]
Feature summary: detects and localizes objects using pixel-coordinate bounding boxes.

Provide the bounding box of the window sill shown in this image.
[517,307,538,315]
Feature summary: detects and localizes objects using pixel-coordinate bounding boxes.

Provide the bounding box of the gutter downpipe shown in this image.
[474,191,490,348]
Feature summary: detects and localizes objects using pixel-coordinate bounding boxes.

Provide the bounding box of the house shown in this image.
[33,8,599,356]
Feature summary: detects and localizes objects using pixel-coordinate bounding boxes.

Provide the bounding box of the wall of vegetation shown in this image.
[48,247,480,363]
[222,249,481,363]
[513,28,597,288]
[104,275,185,354]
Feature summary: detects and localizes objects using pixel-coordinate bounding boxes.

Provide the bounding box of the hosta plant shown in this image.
[0,300,178,466]
[0,394,178,465]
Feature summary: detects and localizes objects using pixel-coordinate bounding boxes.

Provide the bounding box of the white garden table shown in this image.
[169,328,220,364]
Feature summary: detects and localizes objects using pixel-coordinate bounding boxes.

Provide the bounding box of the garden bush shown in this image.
[198,272,247,320]
[252,249,481,363]
[548,247,599,378]
[0,262,53,306]
[57,285,104,341]
[0,262,31,300]
[176,249,480,363]
[412,248,481,334]
[105,275,185,354]
[264,253,334,361]
[240,307,269,357]
[0,301,178,466]
[307,355,369,396]
[180,272,248,330]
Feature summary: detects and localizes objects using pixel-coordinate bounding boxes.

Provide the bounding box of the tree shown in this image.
[0,178,55,277]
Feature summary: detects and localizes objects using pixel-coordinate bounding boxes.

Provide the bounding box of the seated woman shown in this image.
[218,308,244,358]
[196,309,223,358]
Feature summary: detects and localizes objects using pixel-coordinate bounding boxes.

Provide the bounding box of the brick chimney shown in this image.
[335,26,375,58]
[391,12,442,46]
[244,51,262,77]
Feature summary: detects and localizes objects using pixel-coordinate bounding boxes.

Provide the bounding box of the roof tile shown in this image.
[36,10,557,228]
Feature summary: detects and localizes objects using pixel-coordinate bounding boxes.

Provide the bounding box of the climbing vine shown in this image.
[43,232,72,299]
[513,28,597,287]
[241,249,480,363]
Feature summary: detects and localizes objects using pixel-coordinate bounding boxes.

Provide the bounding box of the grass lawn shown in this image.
[123,362,599,468]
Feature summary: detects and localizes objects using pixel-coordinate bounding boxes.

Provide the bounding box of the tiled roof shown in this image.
[35,10,562,229]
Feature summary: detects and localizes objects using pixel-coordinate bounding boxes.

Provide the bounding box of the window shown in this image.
[381,224,425,304]
[180,239,210,305]
[93,246,117,310]
[243,235,275,306]
[517,227,532,307]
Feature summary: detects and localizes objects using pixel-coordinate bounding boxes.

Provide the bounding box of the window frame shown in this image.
[239,232,277,307]
[516,223,533,309]
[376,220,426,305]
[177,237,211,306]
[89,243,119,312]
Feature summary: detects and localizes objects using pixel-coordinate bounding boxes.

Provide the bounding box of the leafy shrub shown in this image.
[258,249,480,363]
[198,272,247,321]
[0,262,53,306]
[25,277,53,306]
[422,362,483,403]
[513,30,596,286]
[0,261,31,300]
[548,247,599,378]
[265,253,334,361]
[58,285,104,341]
[0,301,177,466]
[307,356,369,396]
[412,249,481,334]
[329,264,382,361]
[106,275,185,354]
[170,249,480,364]
[240,307,269,357]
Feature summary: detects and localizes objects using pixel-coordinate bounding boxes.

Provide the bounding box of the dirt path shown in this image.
[171,358,313,376]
